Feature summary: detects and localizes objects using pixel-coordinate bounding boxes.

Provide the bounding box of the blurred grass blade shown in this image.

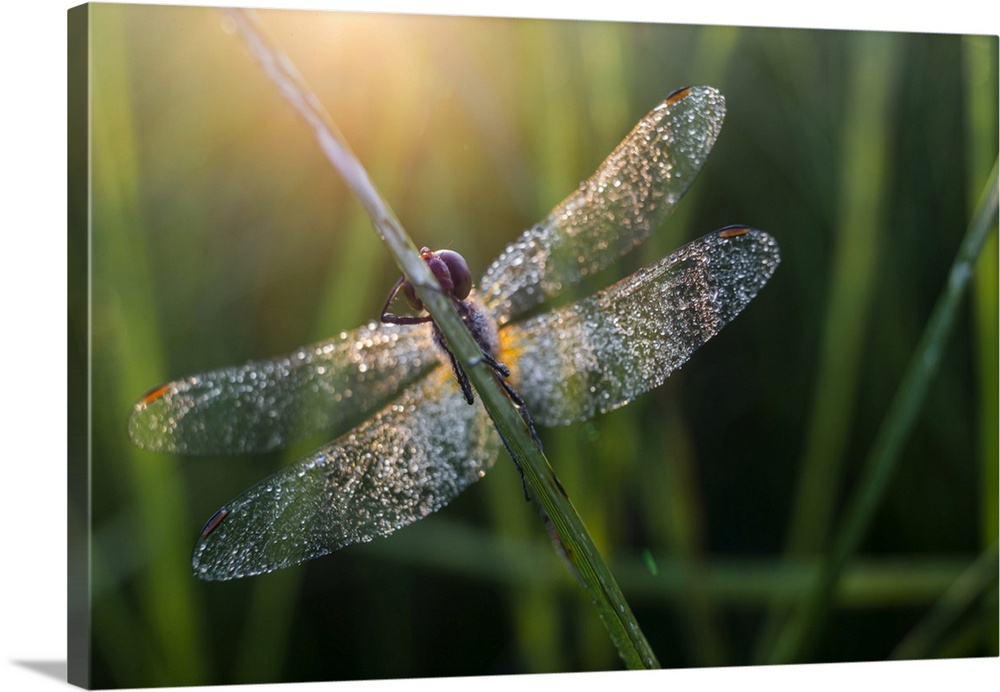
[890,542,999,660]
[767,159,999,665]
[644,26,741,668]
[787,32,902,555]
[91,7,209,683]
[756,32,902,660]
[223,8,659,669]
[963,33,999,660]
[963,35,999,552]
[359,518,982,609]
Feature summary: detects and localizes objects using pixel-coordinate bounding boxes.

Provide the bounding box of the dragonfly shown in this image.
[129,85,780,581]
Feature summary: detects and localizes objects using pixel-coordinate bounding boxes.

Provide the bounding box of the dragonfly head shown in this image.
[403,248,473,309]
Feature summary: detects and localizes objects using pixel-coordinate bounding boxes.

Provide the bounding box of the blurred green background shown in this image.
[71,3,998,687]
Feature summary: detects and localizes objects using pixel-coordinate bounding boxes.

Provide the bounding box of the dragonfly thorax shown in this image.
[431,295,501,365]
[380,248,510,408]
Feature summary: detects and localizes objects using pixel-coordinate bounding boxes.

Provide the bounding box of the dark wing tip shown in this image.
[665,85,694,104]
[718,224,750,239]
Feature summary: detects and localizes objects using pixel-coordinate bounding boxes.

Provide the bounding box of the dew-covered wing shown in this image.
[502,227,780,426]
[478,86,727,326]
[128,322,439,455]
[191,367,499,580]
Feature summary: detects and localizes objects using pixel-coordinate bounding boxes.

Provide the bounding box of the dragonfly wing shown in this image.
[479,86,727,325]
[503,227,780,427]
[191,367,500,580]
[129,322,439,455]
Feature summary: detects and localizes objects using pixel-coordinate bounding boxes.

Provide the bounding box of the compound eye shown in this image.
[436,250,472,300]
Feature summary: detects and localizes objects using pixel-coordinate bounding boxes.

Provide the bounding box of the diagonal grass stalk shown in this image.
[963,33,999,659]
[890,541,999,660]
[963,35,999,551]
[766,160,999,664]
[223,8,659,669]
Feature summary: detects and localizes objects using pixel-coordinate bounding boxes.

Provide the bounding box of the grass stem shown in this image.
[767,160,998,664]
[223,7,659,670]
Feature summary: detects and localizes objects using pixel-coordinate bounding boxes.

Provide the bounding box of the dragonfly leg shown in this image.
[495,374,542,452]
[380,276,436,325]
[444,346,476,405]
[498,433,531,502]
[490,367,543,502]
[381,311,435,326]
[478,350,511,378]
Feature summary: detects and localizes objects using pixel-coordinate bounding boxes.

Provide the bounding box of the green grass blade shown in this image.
[786,32,902,555]
[637,25,742,669]
[963,35,999,551]
[767,160,999,665]
[224,8,659,670]
[890,542,999,660]
[90,6,208,683]
[755,31,903,660]
[357,517,977,607]
[963,33,999,660]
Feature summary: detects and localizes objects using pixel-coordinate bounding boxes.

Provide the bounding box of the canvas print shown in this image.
[68,3,998,689]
